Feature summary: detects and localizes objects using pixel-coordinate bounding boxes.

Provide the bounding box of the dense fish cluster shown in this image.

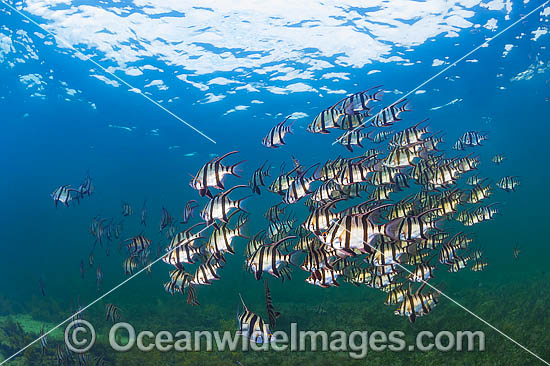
[149,85,520,342]
[48,86,521,350]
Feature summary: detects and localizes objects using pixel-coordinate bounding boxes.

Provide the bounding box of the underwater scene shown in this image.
[1,0,550,365]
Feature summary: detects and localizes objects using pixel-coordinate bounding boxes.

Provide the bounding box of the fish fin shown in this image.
[288,250,304,267]
[235,195,251,213]
[230,160,246,178]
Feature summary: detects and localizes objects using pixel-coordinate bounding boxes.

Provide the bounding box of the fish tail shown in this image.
[400,100,412,112]
[288,250,304,268]
[286,118,295,134]
[373,89,384,101]
[230,160,246,178]
[235,195,252,213]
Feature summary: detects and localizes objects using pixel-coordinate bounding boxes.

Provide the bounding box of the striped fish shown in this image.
[169,222,205,249]
[307,108,343,134]
[190,151,245,198]
[471,260,488,271]
[268,166,299,195]
[453,131,488,150]
[337,129,370,152]
[320,205,390,256]
[383,145,424,168]
[449,256,470,272]
[159,207,174,232]
[283,164,320,204]
[245,231,266,257]
[384,209,439,241]
[334,156,379,186]
[51,185,79,207]
[237,294,273,344]
[246,236,299,280]
[302,199,342,235]
[497,176,520,192]
[39,325,48,355]
[311,179,342,202]
[306,268,342,288]
[335,87,383,115]
[181,200,198,224]
[206,212,248,255]
[409,263,436,282]
[264,202,286,222]
[190,254,225,285]
[338,114,365,130]
[371,99,410,127]
[124,235,151,254]
[384,286,409,305]
[267,219,294,240]
[250,161,271,195]
[105,303,121,323]
[200,185,249,224]
[123,255,139,275]
[264,279,280,328]
[466,174,482,186]
[122,202,133,216]
[165,268,191,294]
[371,130,394,143]
[389,118,429,148]
[394,284,439,323]
[492,154,505,164]
[301,243,335,272]
[262,117,294,148]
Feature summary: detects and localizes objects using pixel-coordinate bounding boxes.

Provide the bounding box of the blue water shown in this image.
[1,1,550,365]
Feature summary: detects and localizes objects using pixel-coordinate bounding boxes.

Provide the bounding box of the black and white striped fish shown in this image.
[200,185,249,224]
[124,235,151,254]
[181,200,198,224]
[371,99,410,127]
[51,185,79,207]
[335,87,383,115]
[306,268,343,288]
[246,236,299,280]
[283,164,320,204]
[453,131,488,150]
[307,107,343,134]
[264,279,280,329]
[121,202,133,216]
[497,176,519,192]
[105,303,121,323]
[123,255,139,275]
[394,284,439,323]
[337,129,370,152]
[159,207,174,232]
[237,293,273,344]
[264,202,286,222]
[250,161,271,195]
[206,212,248,255]
[262,117,294,148]
[190,254,226,285]
[39,325,48,354]
[190,151,245,198]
